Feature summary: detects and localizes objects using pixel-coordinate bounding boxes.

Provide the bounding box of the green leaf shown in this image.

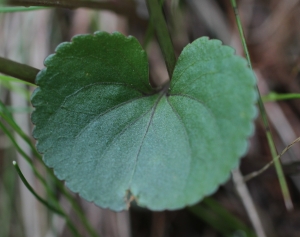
[31,31,256,211]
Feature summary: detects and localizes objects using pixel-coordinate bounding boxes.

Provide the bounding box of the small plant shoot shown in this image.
[31,31,256,211]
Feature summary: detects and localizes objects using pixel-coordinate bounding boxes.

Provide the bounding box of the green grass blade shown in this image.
[0,159,17,237]
[12,161,64,216]
[12,161,82,237]
[0,101,41,159]
[188,205,232,237]
[0,121,98,236]
[0,6,49,13]
[230,0,293,210]
[0,102,99,237]
[0,120,36,167]
[0,120,65,210]
[0,82,31,101]
[146,0,176,79]
[262,92,300,102]
[202,198,256,236]
[189,198,256,237]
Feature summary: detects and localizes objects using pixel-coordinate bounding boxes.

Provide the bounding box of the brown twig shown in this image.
[244,136,300,182]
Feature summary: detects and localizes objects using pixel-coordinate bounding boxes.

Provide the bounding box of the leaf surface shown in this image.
[31,32,256,211]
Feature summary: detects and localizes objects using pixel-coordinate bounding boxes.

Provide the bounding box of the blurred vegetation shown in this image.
[1,1,300,237]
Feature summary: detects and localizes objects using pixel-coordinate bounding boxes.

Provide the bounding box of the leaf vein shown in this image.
[87,106,155,186]
[128,95,163,187]
[74,96,147,139]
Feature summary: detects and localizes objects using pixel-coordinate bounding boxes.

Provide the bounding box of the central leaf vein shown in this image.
[128,95,164,187]
[90,106,155,179]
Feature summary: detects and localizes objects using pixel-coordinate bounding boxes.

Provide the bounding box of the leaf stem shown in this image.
[230,0,293,210]
[146,0,176,79]
[0,56,39,84]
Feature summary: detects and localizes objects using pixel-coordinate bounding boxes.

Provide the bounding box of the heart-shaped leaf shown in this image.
[31,31,256,211]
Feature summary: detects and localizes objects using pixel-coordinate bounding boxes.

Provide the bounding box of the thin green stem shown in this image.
[2,125,98,237]
[146,0,176,79]
[13,161,82,237]
[0,6,49,13]
[0,57,39,84]
[0,102,99,237]
[0,101,41,158]
[0,120,74,230]
[58,183,99,237]
[143,0,165,49]
[262,92,300,102]
[230,0,293,210]
[0,120,48,188]
[12,161,64,216]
